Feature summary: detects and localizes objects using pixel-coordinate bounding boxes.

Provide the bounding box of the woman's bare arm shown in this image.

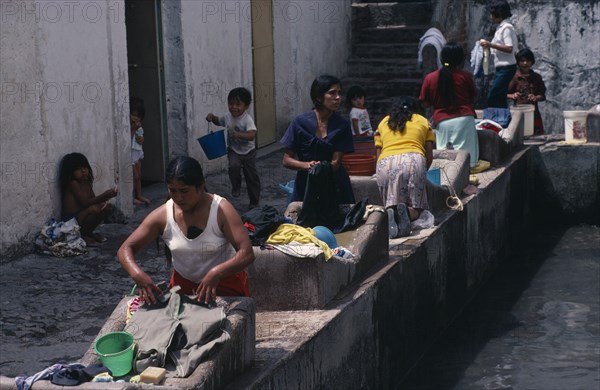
[195,198,255,304]
[331,151,345,171]
[282,148,318,171]
[68,180,117,208]
[425,141,434,169]
[117,205,166,304]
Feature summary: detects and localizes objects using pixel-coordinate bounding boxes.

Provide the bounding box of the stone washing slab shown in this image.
[350,149,471,212]
[249,207,388,312]
[477,109,524,166]
[0,297,255,390]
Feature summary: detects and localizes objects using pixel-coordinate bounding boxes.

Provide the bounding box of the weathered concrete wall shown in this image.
[162,0,188,160]
[536,142,600,222]
[432,0,600,134]
[273,0,352,137]
[177,0,254,174]
[0,0,131,259]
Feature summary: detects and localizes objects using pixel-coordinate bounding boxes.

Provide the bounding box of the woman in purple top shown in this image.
[280,75,355,204]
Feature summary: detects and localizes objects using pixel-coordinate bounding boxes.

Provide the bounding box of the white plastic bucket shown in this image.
[511,104,535,136]
[563,111,588,142]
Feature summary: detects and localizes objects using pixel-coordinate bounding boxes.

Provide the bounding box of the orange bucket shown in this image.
[342,154,376,176]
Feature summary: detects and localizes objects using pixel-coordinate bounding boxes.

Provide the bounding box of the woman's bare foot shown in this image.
[135,196,151,205]
[83,235,99,247]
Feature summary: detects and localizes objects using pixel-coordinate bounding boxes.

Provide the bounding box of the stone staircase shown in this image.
[342,0,434,127]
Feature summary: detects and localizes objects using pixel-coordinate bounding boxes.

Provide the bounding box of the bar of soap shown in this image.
[140,367,166,384]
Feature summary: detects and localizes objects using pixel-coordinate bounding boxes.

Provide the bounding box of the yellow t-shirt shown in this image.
[374,114,435,162]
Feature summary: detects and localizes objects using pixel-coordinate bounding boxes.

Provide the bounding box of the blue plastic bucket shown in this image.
[278,180,295,204]
[426,167,441,186]
[197,129,227,160]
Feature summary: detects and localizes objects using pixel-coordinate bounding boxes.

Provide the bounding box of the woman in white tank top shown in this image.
[118,156,254,305]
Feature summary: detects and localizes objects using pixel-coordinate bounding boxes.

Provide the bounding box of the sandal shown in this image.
[396,204,412,237]
[386,208,399,239]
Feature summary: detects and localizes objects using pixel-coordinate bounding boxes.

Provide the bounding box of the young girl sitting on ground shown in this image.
[59,152,118,246]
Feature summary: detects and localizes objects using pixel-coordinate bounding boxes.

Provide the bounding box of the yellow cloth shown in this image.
[265,223,334,260]
[374,114,435,162]
[470,160,490,174]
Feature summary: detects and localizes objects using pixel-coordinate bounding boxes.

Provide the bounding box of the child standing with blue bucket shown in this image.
[206,87,261,210]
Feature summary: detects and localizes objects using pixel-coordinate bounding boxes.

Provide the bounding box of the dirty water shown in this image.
[399,224,600,390]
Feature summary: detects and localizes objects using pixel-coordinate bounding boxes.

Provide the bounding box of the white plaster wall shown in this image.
[273,0,352,136]
[0,1,131,257]
[179,0,254,174]
[466,1,600,133]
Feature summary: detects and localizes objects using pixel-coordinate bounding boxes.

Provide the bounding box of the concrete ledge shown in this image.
[478,110,524,166]
[249,210,388,311]
[0,297,255,390]
[227,147,538,389]
[350,149,471,211]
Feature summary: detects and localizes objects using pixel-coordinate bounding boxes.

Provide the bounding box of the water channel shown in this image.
[398,224,600,390]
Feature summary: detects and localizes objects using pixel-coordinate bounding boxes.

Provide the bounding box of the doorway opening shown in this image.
[125,0,168,182]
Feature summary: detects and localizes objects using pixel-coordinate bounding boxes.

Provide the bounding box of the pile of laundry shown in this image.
[16,363,114,389]
[34,218,88,257]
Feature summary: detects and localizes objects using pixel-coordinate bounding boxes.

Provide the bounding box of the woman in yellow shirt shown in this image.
[375,97,435,238]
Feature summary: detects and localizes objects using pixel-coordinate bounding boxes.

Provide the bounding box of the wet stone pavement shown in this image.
[0,146,295,378]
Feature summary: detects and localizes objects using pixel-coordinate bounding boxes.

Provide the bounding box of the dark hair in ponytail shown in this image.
[438,43,465,107]
[388,96,423,132]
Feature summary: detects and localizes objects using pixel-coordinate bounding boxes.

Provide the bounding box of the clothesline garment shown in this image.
[417,27,447,70]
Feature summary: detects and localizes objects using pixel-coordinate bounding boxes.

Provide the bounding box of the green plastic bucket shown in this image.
[94,331,135,377]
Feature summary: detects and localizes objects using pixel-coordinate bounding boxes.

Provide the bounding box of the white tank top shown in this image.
[162,195,236,283]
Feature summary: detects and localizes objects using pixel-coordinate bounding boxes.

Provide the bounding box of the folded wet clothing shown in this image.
[16,363,110,389]
[51,363,110,386]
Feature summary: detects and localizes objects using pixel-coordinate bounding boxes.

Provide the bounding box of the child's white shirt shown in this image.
[218,112,257,155]
[492,19,518,67]
[132,127,144,151]
[350,107,373,135]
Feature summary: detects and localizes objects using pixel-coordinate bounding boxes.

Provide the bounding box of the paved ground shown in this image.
[0,145,295,378]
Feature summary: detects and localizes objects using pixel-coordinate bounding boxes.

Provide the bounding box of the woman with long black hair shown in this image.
[375,97,435,238]
[419,42,479,168]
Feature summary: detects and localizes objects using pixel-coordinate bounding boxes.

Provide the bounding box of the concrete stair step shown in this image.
[352,2,432,28]
[342,75,423,89]
[353,0,421,3]
[354,25,429,44]
[352,42,419,58]
[347,58,422,78]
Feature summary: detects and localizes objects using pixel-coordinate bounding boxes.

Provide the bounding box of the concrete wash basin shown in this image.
[477,108,525,166]
[249,204,388,311]
[350,110,525,210]
[350,149,471,212]
[0,298,255,390]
